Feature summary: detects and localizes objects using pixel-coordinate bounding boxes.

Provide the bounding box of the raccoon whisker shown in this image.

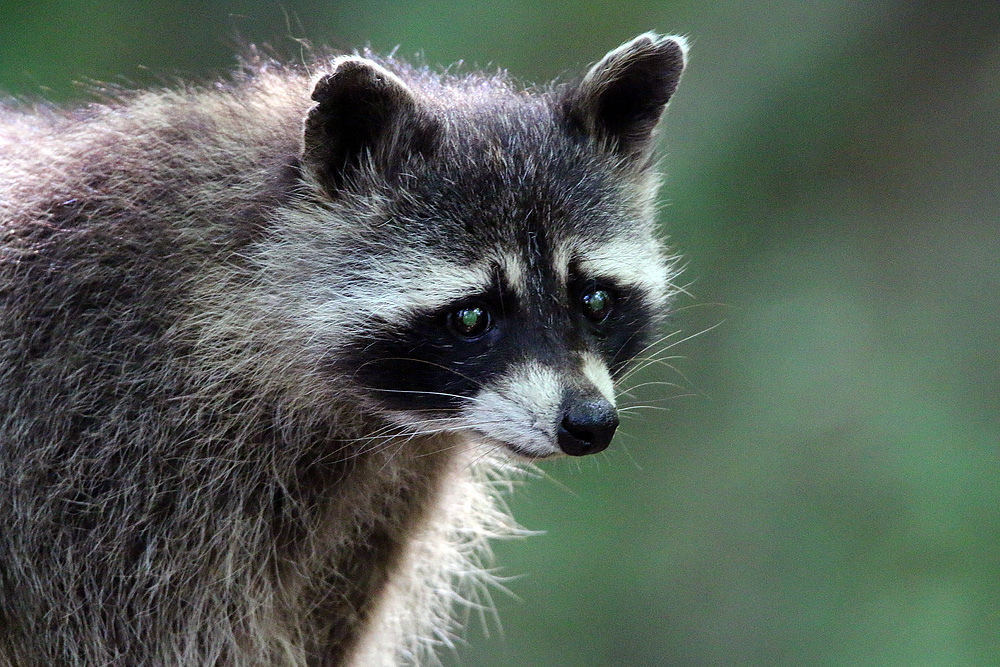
[337,428,422,463]
[609,327,682,372]
[668,300,729,316]
[326,411,471,446]
[375,423,500,466]
[616,390,691,410]
[364,387,473,402]
[382,426,466,442]
[609,438,644,471]
[344,422,461,450]
[321,422,449,455]
[617,380,687,394]
[614,322,722,383]
[614,326,721,387]
[410,441,469,460]
[628,350,684,363]
[621,329,686,365]
[614,351,674,384]
[477,444,549,470]
[622,363,705,402]
[520,464,582,498]
[331,429,423,450]
[615,331,682,377]
[653,320,724,352]
[408,429,523,462]
[617,392,697,406]
[616,404,674,414]
[669,280,698,301]
[344,417,520,463]
[615,355,686,384]
[464,443,511,472]
[379,435,420,471]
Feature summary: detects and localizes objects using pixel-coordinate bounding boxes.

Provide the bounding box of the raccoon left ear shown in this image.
[566,33,687,161]
[302,56,439,192]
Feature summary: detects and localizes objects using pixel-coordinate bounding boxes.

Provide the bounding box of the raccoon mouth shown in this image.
[505,442,560,460]
[472,433,560,460]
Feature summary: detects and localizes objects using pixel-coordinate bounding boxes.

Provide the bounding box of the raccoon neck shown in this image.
[278,432,462,667]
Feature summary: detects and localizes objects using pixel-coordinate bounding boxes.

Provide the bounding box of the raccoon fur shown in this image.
[0,33,687,666]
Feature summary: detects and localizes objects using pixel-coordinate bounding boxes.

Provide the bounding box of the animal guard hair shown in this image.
[0,33,687,666]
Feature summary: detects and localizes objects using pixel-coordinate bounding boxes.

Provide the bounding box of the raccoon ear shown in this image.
[566,33,687,161]
[302,56,439,192]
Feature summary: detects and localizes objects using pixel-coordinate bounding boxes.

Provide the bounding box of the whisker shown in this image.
[610,328,682,371]
[614,321,723,385]
[618,380,687,393]
[617,404,674,414]
[366,387,472,402]
[623,329,686,363]
[619,392,697,406]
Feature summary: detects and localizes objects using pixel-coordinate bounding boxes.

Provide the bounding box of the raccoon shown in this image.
[0,33,687,666]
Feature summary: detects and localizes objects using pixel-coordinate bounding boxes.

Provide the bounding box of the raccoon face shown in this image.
[299,34,686,458]
[342,244,669,458]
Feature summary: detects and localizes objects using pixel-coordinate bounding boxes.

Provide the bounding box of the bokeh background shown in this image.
[3,1,998,665]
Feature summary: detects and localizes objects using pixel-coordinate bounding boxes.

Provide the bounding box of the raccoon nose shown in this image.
[557,398,619,456]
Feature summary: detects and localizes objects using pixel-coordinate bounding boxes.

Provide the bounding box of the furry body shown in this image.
[0,35,686,666]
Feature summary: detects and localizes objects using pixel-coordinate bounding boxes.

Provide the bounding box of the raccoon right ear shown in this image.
[565,33,687,162]
[302,57,439,192]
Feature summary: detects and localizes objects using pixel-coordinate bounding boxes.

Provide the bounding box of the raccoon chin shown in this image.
[471,433,562,461]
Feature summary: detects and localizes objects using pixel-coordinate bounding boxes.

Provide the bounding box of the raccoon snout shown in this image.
[557,398,619,456]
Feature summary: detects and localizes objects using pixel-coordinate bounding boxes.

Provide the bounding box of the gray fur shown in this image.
[0,34,687,666]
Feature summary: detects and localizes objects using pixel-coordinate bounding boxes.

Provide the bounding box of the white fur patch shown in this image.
[310,258,495,326]
[573,236,677,305]
[461,361,563,458]
[551,242,572,289]
[347,442,522,667]
[580,352,616,405]
[497,250,530,300]
[256,205,501,348]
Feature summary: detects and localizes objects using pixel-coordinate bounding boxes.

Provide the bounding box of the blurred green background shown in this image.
[3,1,998,665]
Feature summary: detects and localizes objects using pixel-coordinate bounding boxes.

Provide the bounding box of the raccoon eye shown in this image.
[581,288,613,323]
[447,305,492,339]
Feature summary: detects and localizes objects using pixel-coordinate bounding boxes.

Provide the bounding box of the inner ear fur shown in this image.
[565,33,687,162]
[302,56,439,193]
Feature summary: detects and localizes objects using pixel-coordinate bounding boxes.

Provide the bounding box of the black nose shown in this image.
[557,398,619,456]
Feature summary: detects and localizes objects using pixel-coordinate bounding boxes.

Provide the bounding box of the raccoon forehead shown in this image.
[348,236,675,316]
[556,236,678,304]
[341,257,497,316]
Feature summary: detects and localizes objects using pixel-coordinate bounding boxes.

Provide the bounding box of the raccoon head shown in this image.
[294,34,686,458]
